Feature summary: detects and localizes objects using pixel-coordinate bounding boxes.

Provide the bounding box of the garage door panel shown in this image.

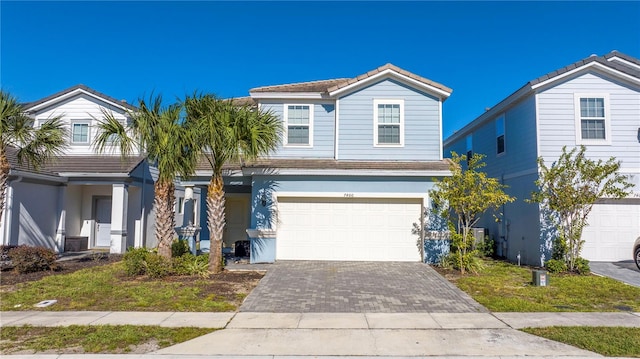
[581,203,639,262]
[276,197,422,261]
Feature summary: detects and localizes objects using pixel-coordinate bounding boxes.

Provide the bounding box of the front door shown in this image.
[223,196,250,249]
[94,197,112,247]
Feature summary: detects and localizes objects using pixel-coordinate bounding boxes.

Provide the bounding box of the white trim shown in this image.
[250,92,328,100]
[573,93,612,145]
[534,93,542,160]
[283,104,314,148]
[57,172,130,177]
[373,99,404,147]
[334,99,340,160]
[531,62,640,90]
[25,88,131,113]
[328,69,451,99]
[438,100,443,160]
[276,191,429,203]
[606,56,640,71]
[242,168,452,177]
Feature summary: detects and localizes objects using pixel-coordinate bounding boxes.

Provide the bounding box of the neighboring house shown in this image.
[185,64,453,263]
[444,51,640,266]
[1,85,160,253]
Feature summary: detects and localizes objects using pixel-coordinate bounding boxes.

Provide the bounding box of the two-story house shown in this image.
[1,85,169,253]
[186,64,453,263]
[444,51,640,266]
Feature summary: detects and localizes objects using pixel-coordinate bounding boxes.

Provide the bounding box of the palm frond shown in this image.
[93,108,136,156]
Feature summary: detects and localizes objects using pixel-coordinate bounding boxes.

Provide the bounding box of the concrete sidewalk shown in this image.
[2,311,639,358]
[2,311,639,329]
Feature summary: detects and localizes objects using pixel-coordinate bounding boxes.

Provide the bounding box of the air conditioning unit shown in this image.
[471,228,487,249]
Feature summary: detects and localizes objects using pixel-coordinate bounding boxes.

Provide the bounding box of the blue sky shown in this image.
[1,1,639,138]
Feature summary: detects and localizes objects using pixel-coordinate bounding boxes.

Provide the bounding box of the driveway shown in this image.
[240,261,486,313]
[590,260,640,287]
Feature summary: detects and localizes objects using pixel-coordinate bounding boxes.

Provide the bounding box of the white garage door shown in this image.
[276,197,422,261]
[581,202,640,262]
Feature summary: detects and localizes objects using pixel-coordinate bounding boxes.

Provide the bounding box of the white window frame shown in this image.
[283,104,314,147]
[70,121,91,145]
[177,197,184,214]
[373,99,404,147]
[574,93,611,145]
[496,115,505,156]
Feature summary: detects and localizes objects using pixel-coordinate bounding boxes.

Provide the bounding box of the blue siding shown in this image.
[338,79,441,161]
[261,101,335,158]
[537,71,640,191]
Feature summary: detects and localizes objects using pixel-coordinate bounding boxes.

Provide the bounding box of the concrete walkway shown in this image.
[2,311,639,358]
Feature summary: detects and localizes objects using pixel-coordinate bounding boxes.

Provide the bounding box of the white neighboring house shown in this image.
[444,51,640,265]
[1,85,163,253]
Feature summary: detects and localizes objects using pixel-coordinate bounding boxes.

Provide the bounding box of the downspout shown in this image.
[2,175,23,245]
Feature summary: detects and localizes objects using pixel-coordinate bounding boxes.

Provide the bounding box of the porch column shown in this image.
[110,184,128,254]
[54,185,67,253]
[183,185,195,225]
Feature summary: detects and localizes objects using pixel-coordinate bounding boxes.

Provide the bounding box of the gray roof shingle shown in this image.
[22,84,137,112]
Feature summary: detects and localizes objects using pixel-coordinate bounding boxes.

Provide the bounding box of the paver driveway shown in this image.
[240,261,486,313]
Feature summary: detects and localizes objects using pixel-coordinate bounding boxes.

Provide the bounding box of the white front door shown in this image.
[276,197,422,261]
[95,198,112,247]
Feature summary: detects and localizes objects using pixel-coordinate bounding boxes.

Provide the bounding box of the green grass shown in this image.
[523,327,640,357]
[0,262,239,311]
[0,325,214,354]
[452,259,640,312]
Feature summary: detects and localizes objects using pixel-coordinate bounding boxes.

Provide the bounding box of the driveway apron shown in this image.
[240,261,486,313]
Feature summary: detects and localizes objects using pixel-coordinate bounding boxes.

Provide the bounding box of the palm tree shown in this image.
[1,90,67,224]
[95,95,198,258]
[185,94,282,273]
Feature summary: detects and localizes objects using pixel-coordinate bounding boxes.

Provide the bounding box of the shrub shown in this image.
[440,250,484,274]
[479,236,495,257]
[171,239,191,258]
[574,257,590,275]
[143,253,173,278]
[173,254,210,278]
[123,247,153,276]
[8,245,59,274]
[545,259,567,273]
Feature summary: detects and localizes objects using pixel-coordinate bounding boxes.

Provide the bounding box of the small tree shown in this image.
[530,146,632,271]
[430,152,514,274]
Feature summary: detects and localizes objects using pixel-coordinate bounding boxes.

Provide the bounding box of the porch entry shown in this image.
[94,197,112,247]
[223,195,250,254]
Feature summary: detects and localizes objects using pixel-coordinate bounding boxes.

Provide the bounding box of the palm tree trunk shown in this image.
[0,148,9,225]
[155,180,176,258]
[207,173,226,274]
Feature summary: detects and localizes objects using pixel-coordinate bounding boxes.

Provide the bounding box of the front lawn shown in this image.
[523,327,640,357]
[0,325,214,354]
[437,258,640,312]
[0,261,262,311]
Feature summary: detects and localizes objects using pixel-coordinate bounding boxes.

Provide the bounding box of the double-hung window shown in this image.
[496,115,505,155]
[284,104,313,146]
[466,134,473,163]
[374,99,404,146]
[71,122,90,144]
[574,94,611,145]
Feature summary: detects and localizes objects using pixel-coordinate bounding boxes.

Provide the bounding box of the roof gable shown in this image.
[445,51,640,146]
[22,84,137,113]
[249,64,452,100]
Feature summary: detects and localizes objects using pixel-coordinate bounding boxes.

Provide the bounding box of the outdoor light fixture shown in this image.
[260,193,267,207]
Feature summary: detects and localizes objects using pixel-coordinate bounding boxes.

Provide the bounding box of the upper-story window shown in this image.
[466,134,473,161]
[71,121,90,144]
[284,104,313,147]
[574,93,611,145]
[373,99,404,146]
[496,115,505,155]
